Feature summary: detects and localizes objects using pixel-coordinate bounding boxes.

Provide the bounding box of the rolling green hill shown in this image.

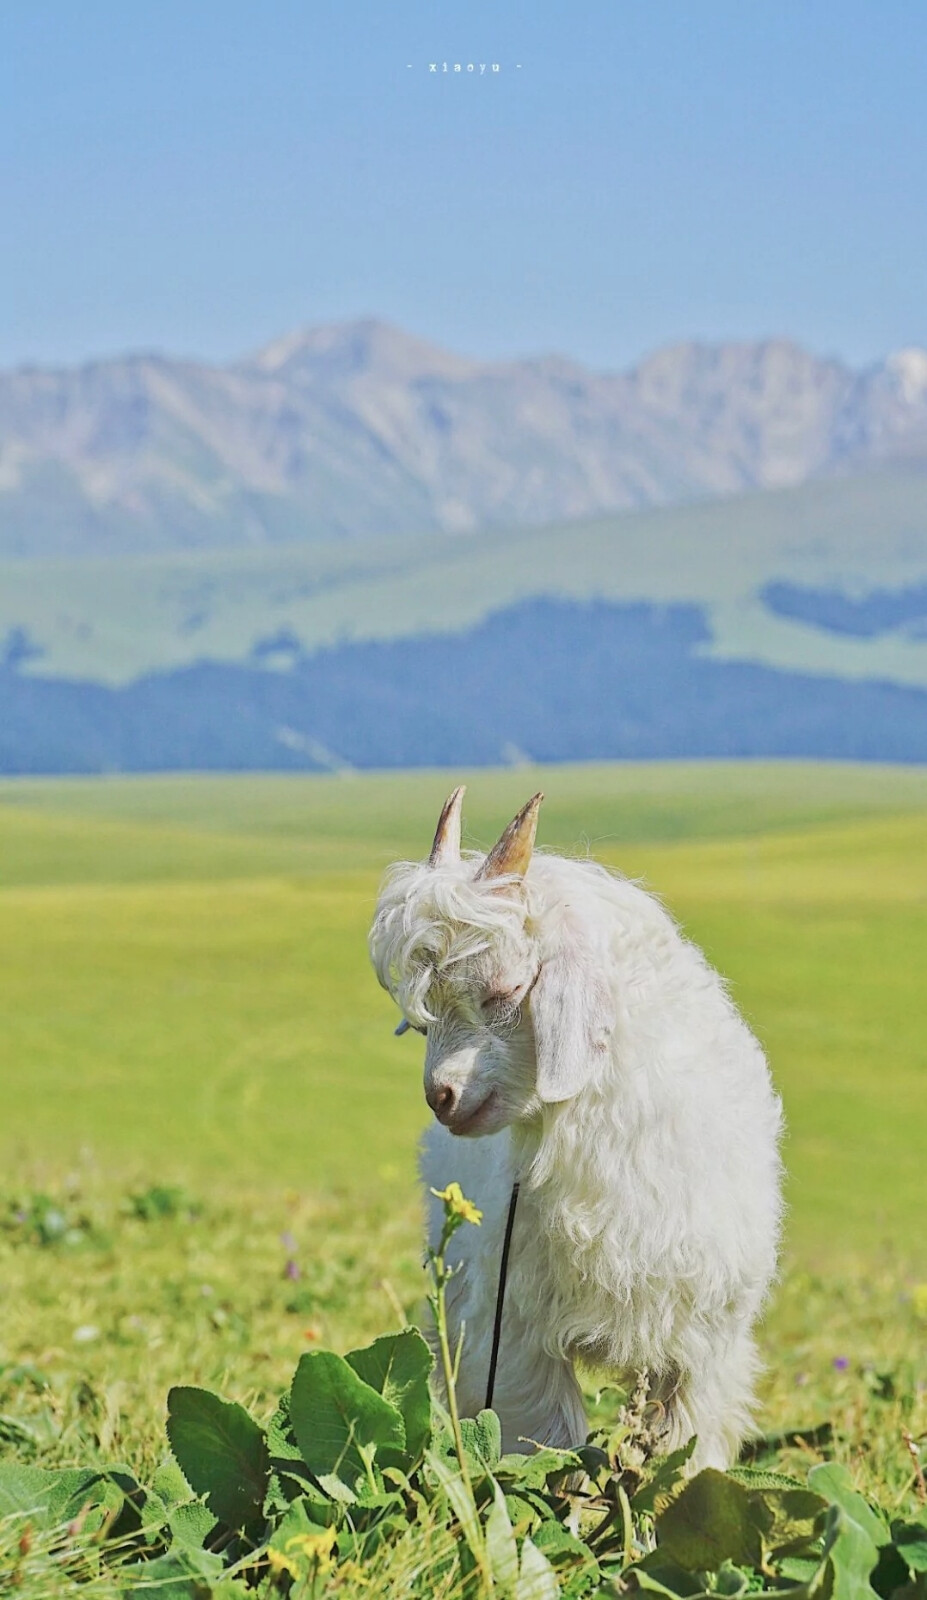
[2,468,927,687]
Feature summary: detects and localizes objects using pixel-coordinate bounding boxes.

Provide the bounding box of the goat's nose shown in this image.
[426,1083,457,1124]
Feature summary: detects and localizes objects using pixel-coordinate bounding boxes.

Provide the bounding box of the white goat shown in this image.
[369,789,783,1469]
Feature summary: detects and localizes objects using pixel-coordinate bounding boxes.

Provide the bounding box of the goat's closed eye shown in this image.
[481,989,519,1021]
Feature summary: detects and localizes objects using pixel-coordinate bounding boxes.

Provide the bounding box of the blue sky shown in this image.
[1,0,924,371]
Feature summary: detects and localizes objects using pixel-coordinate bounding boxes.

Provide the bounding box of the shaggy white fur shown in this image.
[368,799,784,1470]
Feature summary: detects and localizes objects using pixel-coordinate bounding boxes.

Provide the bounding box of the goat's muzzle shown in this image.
[426,1082,458,1125]
[427,1085,499,1136]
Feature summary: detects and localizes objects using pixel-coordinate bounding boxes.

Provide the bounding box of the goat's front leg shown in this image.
[448,1299,587,1455]
[647,1323,760,1471]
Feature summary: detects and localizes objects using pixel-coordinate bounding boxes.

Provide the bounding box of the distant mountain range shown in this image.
[2,320,927,774]
[3,318,927,558]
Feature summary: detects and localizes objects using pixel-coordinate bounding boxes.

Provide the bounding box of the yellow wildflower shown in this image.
[286,1526,338,1566]
[267,1547,300,1580]
[913,1283,927,1320]
[431,1181,483,1225]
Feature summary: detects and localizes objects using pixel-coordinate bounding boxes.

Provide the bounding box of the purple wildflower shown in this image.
[284,1258,301,1281]
[280,1230,297,1252]
[833,1356,849,1371]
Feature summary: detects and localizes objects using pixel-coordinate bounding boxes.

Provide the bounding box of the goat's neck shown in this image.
[512,1082,623,1219]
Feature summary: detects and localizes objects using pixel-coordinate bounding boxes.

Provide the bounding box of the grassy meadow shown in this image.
[1,760,925,1592]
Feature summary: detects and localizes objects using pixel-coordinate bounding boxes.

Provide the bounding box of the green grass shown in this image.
[1,761,925,1595]
[1,761,926,1258]
[5,758,927,879]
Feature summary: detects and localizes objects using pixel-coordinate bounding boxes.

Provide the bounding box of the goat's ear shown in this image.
[529,928,615,1103]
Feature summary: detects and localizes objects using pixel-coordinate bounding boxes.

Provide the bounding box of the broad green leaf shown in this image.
[727,1465,808,1491]
[266,1395,303,1464]
[713,1564,753,1596]
[289,1490,344,1525]
[750,1485,828,1559]
[502,1482,560,1527]
[809,1465,890,1549]
[497,1444,583,1489]
[315,1471,359,1504]
[268,1495,335,1558]
[0,1463,68,1520]
[0,1463,143,1538]
[871,1543,916,1595]
[895,1523,927,1573]
[633,1441,698,1513]
[264,1397,317,1515]
[168,1499,219,1550]
[778,1556,826,1584]
[166,1385,269,1531]
[264,1463,322,1519]
[486,1482,519,1591]
[121,1546,227,1599]
[345,1329,433,1461]
[772,1488,830,1523]
[575,1444,611,1479]
[628,1554,708,1597]
[290,1350,405,1488]
[355,1439,382,1498]
[629,1573,697,1598]
[516,1536,560,1600]
[0,1464,104,1524]
[73,1472,147,1545]
[823,1504,881,1600]
[656,1469,763,1571]
[460,1408,502,1470]
[532,1517,600,1583]
[150,1459,193,1510]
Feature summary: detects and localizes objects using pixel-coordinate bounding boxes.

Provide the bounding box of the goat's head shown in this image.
[368,788,615,1137]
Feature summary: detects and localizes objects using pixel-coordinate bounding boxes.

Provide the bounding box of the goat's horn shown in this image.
[429,785,466,866]
[476,792,544,881]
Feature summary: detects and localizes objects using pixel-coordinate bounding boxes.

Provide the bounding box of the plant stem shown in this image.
[617,1483,635,1569]
[427,1197,493,1596]
[432,1251,473,1500]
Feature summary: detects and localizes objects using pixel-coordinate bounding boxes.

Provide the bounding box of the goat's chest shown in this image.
[504,1197,608,1338]
[498,1189,699,1374]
